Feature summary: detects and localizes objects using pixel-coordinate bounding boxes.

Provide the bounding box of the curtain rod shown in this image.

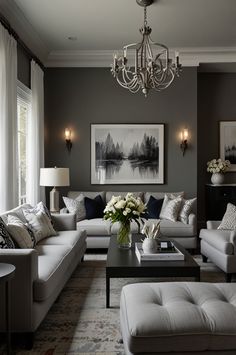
[0,13,45,71]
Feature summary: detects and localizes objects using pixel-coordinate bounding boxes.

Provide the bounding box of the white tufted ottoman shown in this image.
[120,282,236,354]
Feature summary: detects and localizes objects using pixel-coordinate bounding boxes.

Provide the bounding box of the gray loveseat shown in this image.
[0,204,86,340]
[62,191,197,250]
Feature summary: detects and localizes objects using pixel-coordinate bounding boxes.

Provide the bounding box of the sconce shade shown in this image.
[40,167,70,187]
[65,128,71,140]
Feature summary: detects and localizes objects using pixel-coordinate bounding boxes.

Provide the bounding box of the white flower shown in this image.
[115,200,126,209]
[123,210,128,216]
[125,208,131,214]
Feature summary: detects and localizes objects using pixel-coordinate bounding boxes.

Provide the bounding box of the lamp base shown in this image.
[50,187,59,213]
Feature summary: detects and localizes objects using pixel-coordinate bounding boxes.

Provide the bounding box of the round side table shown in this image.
[0,263,15,355]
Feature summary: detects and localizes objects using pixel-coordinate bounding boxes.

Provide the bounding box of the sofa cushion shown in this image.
[147,219,195,237]
[105,191,144,204]
[84,195,105,219]
[199,229,234,255]
[120,282,236,353]
[77,218,111,236]
[0,203,32,224]
[34,244,74,301]
[38,230,86,248]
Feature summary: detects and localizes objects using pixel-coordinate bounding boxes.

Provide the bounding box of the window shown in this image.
[17,81,31,205]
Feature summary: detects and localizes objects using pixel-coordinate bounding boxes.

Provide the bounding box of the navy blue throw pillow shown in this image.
[145,195,164,219]
[84,195,105,219]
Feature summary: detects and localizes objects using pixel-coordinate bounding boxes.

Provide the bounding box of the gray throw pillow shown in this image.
[218,203,236,230]
[178,198,197,224]
[7,215,36,248]
[23,210,57,243]
[160,194,183,222]
[63,194,86,221]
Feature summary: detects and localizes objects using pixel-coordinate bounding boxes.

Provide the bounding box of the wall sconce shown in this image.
[65,128,72,153]
[180,129,188,156]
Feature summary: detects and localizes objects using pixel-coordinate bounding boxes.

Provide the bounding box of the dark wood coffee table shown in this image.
[106,235,200,308]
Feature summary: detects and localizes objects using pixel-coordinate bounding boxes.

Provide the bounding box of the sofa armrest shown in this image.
[188,213,197,235]
[230,230,236,250]
[0,249,38,331]
[51,213,76,230]
[207,220,221,229]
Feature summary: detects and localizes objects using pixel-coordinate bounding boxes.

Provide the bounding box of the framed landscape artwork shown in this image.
[220,121,236,171]
[91,124,164,184]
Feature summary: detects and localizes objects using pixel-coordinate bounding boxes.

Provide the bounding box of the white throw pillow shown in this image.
[178,198,197,224]
[63,194,86,221]
[7,215,36,248]
[218,203,236,230]
[160,194,183,222]
[23,210,57,243]
[23,201,53,224]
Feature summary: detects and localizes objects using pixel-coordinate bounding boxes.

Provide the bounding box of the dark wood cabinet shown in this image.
[205,184,236,220]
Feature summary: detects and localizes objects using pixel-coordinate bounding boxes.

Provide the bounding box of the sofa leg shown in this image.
[226,273,232,283]
[202,255,208,263]
[81,256,84,262]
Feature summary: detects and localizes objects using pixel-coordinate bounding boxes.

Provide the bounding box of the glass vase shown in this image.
[117,221,132,249]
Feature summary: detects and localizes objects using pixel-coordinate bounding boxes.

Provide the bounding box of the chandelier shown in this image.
[111,0,182,97]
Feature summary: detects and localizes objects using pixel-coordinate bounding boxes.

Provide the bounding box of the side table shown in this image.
[0,263,15,355]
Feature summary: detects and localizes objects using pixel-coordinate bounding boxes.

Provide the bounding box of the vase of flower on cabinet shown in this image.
[211,173,224,185]
[117,221,132,249]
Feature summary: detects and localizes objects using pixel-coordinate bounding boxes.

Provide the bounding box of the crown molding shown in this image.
[45,47,236,68]
[0,0,49,62]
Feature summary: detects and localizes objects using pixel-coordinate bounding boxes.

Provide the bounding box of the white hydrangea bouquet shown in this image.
[207,158,230,173]
[104,193,146,248]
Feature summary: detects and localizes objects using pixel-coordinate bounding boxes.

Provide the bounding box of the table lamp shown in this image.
[40,167,70,212]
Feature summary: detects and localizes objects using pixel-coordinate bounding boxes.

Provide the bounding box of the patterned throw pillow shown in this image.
[159,194,183,222]
[23,210,57,243]
[218,203,236,230]
[23,201,52,224]
[7,215,36,248]
[63,194,86,221]
[0,217,15,249]
[178,198,197,224]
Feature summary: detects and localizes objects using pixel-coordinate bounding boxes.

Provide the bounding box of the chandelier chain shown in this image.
[144,6,147,26]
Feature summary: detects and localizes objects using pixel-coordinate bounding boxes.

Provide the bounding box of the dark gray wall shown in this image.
[44,67,197,202]
[17,44,30,88]
[197,73,236,223]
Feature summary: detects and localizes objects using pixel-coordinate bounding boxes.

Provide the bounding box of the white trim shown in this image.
[0,0,49,62]
[45,47,236,68]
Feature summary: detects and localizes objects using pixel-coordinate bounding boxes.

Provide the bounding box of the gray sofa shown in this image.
[0,204,86,338]
[200,220,236,282]
[62,191,197,250]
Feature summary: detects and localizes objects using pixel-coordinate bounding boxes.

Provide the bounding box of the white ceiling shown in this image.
[1,0,236,67]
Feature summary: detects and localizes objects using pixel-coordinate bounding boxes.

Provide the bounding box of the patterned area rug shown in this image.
[1,254,229,354]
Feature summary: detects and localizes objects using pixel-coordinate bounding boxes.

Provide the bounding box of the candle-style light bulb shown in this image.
[183,129,188,140]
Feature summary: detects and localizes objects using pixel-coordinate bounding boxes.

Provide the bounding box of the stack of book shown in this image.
[135,241,185,262]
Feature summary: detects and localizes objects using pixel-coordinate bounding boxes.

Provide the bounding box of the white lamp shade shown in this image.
[40,168,70,187]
